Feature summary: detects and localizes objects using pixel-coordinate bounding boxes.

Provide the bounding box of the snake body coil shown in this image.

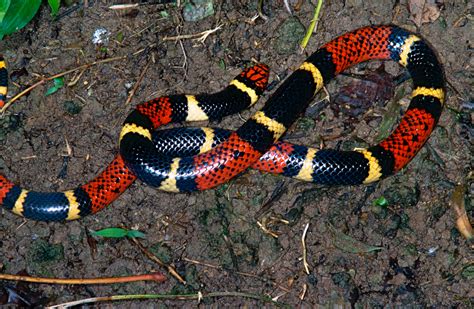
[119,25,444,190]
[0,25,444,221]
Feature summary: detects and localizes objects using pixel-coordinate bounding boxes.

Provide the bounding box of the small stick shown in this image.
[63,136,73,157]
[20,155,37,160]
[109,1,176,10]
[1,55,127,114]
[299,283,307,300]
[0,272,166,285]
[109,3,139,10]
[183,257,291,293]
[301,222,310,274]
[129,237,186,284]
[67,68,87,87]
[300,0,324,51]
[257,220,279,238]
[46,291,290,308]
[163,24,223,43]
[125,57,152,105]
[283,0,293,15]
[257,0,269,20]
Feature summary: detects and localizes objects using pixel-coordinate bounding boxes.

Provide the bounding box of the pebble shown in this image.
[63,100,82,115]
[275,17,305,55]
[182,0,214,22]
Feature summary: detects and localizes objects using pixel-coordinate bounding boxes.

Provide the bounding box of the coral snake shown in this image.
[0,25,444,222]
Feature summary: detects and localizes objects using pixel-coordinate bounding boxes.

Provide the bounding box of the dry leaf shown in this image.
[450,184,473,240]
[408,0,442,27]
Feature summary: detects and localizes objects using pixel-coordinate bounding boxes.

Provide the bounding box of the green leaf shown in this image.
[218,59,225,70]
[48,0,60,16]
[116,31,124,43]
[45,77,64,96]
[373,196,389,207]
[0,0,11,24]
[0,0,41,40]
[91,227,146,239]
[126,230,146,239]
[91,228,128,238]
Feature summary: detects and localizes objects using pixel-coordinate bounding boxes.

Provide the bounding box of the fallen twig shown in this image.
[0,272,166,285]
[109,0,176,10]
[129,237,186,284]
[46,291,290,308]
[163,24,223,44]
[283,0,293,15]
[300,0,324,51]
[301,222,310,274]
[257,0,269,21]
[125,57,152,105]
[299,283,307,300]
[257,220,279,238]
[109,3,140,10]
[1,56,126,114]
[183,257,291,293]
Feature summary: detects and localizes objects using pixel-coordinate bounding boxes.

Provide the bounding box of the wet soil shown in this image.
[0,0,472,307]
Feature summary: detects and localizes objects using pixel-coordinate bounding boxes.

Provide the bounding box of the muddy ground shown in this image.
[0,0,472,307]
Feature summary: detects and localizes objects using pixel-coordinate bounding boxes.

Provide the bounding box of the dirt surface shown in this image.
[0,0,472,307]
